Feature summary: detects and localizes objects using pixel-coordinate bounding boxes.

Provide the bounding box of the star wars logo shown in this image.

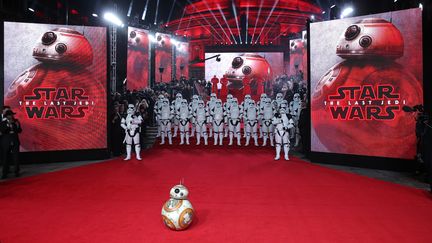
[323,84,405,120]
[18,88,95,119]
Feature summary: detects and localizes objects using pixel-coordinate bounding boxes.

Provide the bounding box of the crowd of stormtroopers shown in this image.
[153,92,303,161]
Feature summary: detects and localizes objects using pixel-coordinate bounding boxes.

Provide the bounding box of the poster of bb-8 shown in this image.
[3,22,107,152]
[310,8,423,159]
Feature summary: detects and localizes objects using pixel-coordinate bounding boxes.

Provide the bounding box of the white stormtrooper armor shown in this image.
[121,104,143,160]
[206,93,218,138]
[272,93,285,112]
[227,98,242,146]
[257,93,268,138]
[171,93,183,138]
[272,109,294,160]
[210,99,225,145]
[177,99,191,145]
[289,93,303,147]
[158,98,173,145]
[194,100,208,145]
[154,94,165,137]
[189,95,200,137]
[243,99,259,146]
[223,94,234,137]
[261,97,275,147]
[241,94,253,138]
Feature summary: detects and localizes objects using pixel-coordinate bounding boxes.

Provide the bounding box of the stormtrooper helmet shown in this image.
[192,95,199,102]
[249,99,256,106]
[127,104,135,115]
[244,94,252,101]
[276,93,283,100]
[176,93,183,100]
[280,108,287,114]
[181,99,188,106]
[265,97,272,105]
[170,184,189,200]
[232,98,239,105]
[198,100,205,108]
[158,94,165,100]
[162,98,169,105]
[210,93,217,101]
[216,99,222,107]
[227,94,233,101]
[293,93,301,102]
[260,93,267,101]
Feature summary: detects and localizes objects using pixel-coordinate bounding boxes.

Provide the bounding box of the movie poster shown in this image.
[310,8,423,159]
[205,52,284,99]
[3,22,107,152]
[155,33,172,83]
[127,27,150,90]
[175,41,189,80]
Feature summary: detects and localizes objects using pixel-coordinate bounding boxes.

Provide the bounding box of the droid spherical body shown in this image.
[162,185,195,231]
[225,54,272,94]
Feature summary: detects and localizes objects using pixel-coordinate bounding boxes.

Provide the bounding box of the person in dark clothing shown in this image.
[0,110,22,179]
[111,104,124,157]
[298,103,310,155]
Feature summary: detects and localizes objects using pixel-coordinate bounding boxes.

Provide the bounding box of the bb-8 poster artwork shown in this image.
[310,8,423,159]
[3,22,107,152]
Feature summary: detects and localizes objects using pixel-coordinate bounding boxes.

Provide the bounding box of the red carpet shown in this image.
[1,145,432,243]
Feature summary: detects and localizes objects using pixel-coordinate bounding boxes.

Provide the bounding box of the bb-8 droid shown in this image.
[161,184,195,231]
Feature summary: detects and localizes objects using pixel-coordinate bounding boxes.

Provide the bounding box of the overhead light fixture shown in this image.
[394,0,398,2]
[92,13,98,17]
[104,12,124,27]
[322,11,326,14]
[330,5,336,8]
[340,7,354,19]
[419,3,423,10]
[28,8,35,12]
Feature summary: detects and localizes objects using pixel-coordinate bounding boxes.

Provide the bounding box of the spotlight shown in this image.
[322,11,326,14]
[419,3,423,10]
[340,7,354,19]
[394,0,398,2]
[330,5,336,8]
[92,13,98,17]
[104,12,124,27]
[311,15,315,20]
[28,8,35,12]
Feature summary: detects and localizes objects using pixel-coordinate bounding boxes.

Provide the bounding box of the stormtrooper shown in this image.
[243,99,259,146]
[272,93,285,112]
[289,93,303,147]
[206,93,218,138]
[171,93,184,138]
[194,100,209,145]
[177,99,192,145]
[241,94,253,138]
[260,97,275,147]
[227,98,242,146]
[158,98,173,145]
[223,94,234,137]
[210,99,225,145]
[121,104,143,161]
[189,95,200,137]
[257,93,268,138]
[272,108,294,161]
[154,94,165,137]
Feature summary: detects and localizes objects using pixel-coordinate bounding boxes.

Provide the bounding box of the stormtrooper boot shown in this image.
[229,133,233,145]
[124,145,132,161]
[245,136,250,146]
[160,133,165,145]
[135,144,142,160]
[180,133,185,145]
[173,126,178,138]
[262,136,268,146]
[168,132,173,145]
[219,132,223,145]
[209,128,213,138]
[274,145,281,160]
[237,134,241,146]
[196,133,201,145]
[186,133,190,145]
[253,135,259,146]
[204,134,208,146]
[270,134,275,147]
[214,134,218,145]
[259,128,263,138]
[190,127,195,137]
[284,145,290,161]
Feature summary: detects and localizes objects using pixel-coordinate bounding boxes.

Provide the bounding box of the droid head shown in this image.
[169,184,189,200]
[210,93,217,101]
[224,54,272,90]
[198,100,205,108]
[260,93,267,101]
[216,99,222,107]
[176,93,183,100]
[127,104,135,115]
[290,39,305,54]
[128,29,148,51]
[32,28,93,66]
[336,18,404,60]
[276,93,284,101]
[293,93,301,102]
